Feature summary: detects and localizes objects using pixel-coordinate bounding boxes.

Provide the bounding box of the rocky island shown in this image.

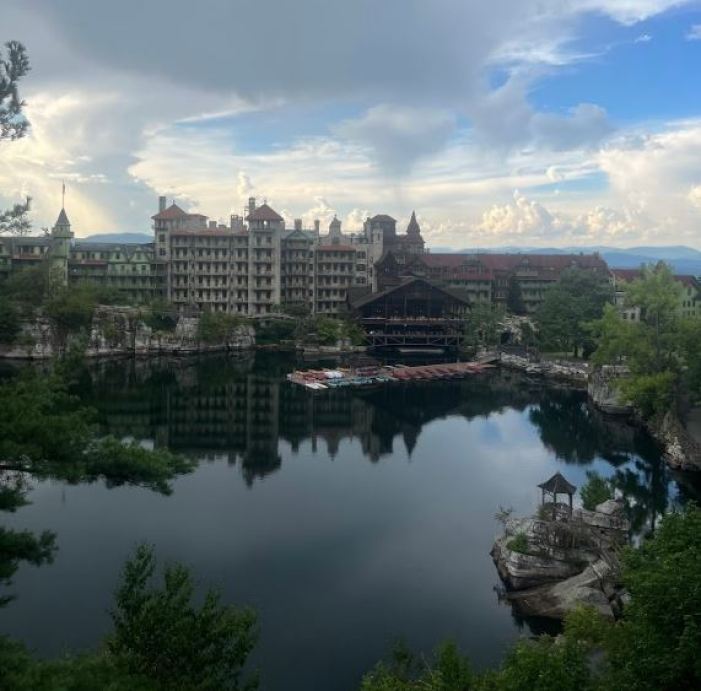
[491,472,630,621]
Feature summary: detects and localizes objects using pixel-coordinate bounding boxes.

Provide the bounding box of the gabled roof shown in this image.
[246,203,283,222]
[283,229,315,242]
[151,203,189,221]
[538,472,577,495]
[349,276,472,309]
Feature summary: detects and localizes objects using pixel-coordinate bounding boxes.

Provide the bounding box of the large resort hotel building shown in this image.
[1,194,698,319]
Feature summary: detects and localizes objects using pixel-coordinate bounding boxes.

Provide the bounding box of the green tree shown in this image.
[0,297,20,343]
[109,544,259,690]
[361,640,473,691]
[580,470,613,511]
[591,263,690,417]
[463,303,504,347]
[0,370,193,603]
[536,268,613,357]
[0,546,259,690]
[594,504,701,690]
[198,311,245,344]
[1,41,32,235]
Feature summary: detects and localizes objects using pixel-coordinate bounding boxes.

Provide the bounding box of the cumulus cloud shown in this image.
[475,190,654,244]
[1,0,697,245]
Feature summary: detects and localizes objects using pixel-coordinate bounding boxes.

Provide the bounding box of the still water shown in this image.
[0,353,692,690]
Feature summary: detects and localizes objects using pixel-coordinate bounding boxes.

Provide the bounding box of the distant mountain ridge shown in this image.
[427,245,701,275]
[77,232,153,244]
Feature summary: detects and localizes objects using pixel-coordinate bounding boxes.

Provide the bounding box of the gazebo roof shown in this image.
[538,472,577,495]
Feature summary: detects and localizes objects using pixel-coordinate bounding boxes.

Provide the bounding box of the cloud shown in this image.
[689,185,701,209]
[686,24,701,40]
[335,105,456,174]
[236,172,254,198]
[469,76,614,152]
[476,191,647,243]
[1,0,697,245]
[634,33,653,43]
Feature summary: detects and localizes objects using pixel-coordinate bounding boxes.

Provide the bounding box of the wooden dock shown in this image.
[286,359,495,391]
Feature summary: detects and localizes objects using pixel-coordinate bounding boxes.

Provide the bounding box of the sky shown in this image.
[1,0,701,249]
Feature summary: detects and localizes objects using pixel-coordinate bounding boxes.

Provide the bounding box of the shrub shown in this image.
[507,532,529,554]
[580,470,613,511]
[143,299,177,332]
[198,311,244,344]
[0,298,21,344]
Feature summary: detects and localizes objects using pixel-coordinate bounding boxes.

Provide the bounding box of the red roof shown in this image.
[152,203,188,220]
[246,203,283,222]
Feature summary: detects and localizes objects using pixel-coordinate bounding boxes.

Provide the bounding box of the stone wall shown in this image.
[0,306,255,359]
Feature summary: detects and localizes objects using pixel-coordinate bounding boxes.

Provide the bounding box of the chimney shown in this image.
[248,197,256,214]
[314,219,320,233]
[209,220,216,229]
[159,196,166,212]
[294,218,303,231]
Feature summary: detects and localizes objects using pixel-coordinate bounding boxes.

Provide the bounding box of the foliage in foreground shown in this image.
[0,545,259,690]
[362,504,701,691]
[0,369,194,602]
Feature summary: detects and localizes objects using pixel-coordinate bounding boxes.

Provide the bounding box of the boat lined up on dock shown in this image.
[286,361,493,390]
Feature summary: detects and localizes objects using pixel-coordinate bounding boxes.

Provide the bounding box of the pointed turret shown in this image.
[49,202,74,289]
[329,215,342,237]
[406,210,420,236]
[53,207,73,239]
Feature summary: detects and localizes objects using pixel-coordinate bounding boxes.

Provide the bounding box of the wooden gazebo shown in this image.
[538,472,577,517]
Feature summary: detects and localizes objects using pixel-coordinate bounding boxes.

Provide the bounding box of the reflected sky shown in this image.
[0,354,685,691]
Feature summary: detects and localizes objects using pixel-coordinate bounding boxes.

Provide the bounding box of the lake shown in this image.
[0,353,692,690]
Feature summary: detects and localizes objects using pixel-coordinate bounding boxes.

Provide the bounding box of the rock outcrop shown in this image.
[588,365,632,415]
[491,499,629,620]
[0,307,255,359]
[651,410,701,472]
[499,353,588,384]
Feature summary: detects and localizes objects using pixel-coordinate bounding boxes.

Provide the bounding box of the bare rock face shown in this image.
[588,366,632,415]
[491,502,629,620]
[491,517,599,591]
[654,410,701,472]
[0,307,256,359]
[507,559,615,620]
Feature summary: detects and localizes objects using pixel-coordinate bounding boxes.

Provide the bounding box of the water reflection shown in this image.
[1,353,694,691]
[79,353,674,533]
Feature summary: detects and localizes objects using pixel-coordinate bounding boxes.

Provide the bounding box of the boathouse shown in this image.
[347,277,471,351]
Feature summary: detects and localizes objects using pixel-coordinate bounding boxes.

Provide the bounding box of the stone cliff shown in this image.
[0,306,256,359]
[491,499,630,620]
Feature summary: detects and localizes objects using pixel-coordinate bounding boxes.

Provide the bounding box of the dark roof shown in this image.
[406,210,421,235]
[538,472,577,495]
[370,214,396,224]
[56,208,70,226]
[349,276,472,309]
[246,203,283,222]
